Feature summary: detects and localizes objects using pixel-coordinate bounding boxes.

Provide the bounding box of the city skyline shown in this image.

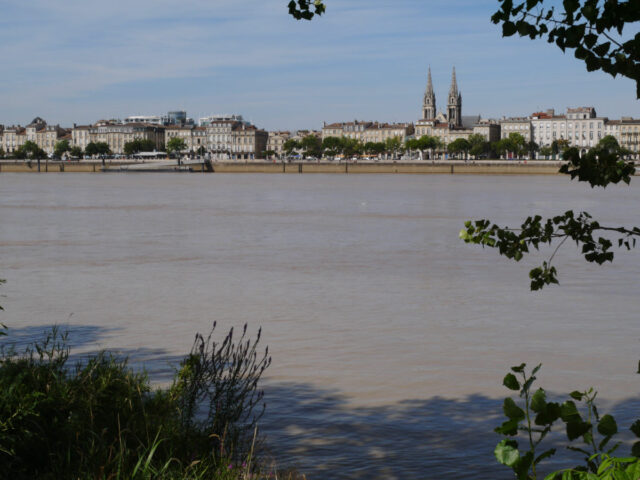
[1,0,638,131]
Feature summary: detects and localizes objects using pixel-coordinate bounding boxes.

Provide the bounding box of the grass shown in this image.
[0,324,295,480]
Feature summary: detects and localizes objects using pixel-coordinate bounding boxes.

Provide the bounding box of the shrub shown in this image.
[0,323,271,479]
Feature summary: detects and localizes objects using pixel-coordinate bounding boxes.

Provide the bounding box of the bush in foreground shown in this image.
[0,323,279,480]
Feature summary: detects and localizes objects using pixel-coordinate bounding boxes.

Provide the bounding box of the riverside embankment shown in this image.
[0,159,564,174]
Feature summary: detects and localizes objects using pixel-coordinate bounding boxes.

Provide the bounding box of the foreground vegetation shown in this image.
[0,322,303,480]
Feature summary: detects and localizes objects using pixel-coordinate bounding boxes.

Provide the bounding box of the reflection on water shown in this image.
[2,173,639,478]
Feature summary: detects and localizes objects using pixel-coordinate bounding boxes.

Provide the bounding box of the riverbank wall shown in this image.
[0,160,564,175]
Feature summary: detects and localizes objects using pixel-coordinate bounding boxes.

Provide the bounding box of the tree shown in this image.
[124,138,156,156]
[490,0,640,98]
[15,141,46,160]
[384,136,403,159]
[447,138,471,159]
[0,147,5,158]
[85,142,111,156]
[300,134,322,158]
[166,137,187,156]
[54,140,71,158]
[468,134,491,159]
[539,145,553,158]
[69,146,83,158]
[341,137,362,158]
[283,139,300,157]
[526,140,539,159]
[461,134,639,290]
[322,137,343,158]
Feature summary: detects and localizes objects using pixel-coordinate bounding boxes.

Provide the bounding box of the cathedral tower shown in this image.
[447,67,462,127]
[422,67,436,120]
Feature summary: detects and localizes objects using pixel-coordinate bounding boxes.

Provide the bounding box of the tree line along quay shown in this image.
[1,67,639,164]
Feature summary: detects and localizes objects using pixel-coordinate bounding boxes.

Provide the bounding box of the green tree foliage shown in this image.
[15,141,46,160]
[300,134,322,158]
[283,138,300,156]
[124,138,156,155]
[53,140,70,158]
[447,138,471,159]
[287,0,325,20]
[84,142,111,156]
[539,145,553,158]
[468,134,491,158]
[384,136,403,159]
[490,0,640,98]
[166,137,187,155]
[0,148,5,158]
[461,135,639,290]
[69,146,83,158]
[322,136,343,157]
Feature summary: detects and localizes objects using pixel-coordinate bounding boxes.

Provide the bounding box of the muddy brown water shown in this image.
[2,173,639,479]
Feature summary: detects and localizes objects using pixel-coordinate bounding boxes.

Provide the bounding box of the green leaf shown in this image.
[563,0,580,14]
[503,21,517,36]
[511,363,526,373]
[566,420,591,440]
[503,373,521,391]
[560,400,580,421]
[631,441,640,457]
[569,391,584,401]
[630,420,640,438]
[496,418,520,436]
[597,415,618,436]
[531,388,547,412]
[535,402,561,425]
[495,439,520,467]
[504,397,526,421]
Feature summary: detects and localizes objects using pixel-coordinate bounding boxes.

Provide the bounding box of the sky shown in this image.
[0,0,638,131]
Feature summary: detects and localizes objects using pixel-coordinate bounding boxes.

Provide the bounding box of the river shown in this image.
[1,173,639,478]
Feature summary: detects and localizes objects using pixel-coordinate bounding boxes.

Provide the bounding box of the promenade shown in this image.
[0,159,566,175]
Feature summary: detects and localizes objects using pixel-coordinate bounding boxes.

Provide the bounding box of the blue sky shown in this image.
[0,0,638,130]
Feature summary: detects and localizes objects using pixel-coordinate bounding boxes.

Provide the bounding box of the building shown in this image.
[362,123,415,144]
[125,111,192,127]
[531,107,606,154]
[415,68,499,157]
[0,117,68,155]
[499,117,532,142]
[205,118,239,160]
[321,121,412,143]
[199,114,247,126]
[72,120,165,154]
[203,118,267,160]
[231,124,268,160]
[266,131,291,159]
[165,125,207,153]
[619,117,640,159]
[72,125,92,152]
[2,125,26,153]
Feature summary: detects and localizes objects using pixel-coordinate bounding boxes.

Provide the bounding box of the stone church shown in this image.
[415,67,499,152]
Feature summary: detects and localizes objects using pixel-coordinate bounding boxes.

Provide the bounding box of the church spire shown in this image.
[449,66,458,97]
[422,66,436,120]
[426,66,434,96]
[447,66,462,127]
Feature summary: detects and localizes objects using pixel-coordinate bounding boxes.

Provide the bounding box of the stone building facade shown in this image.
[499,117,532,142]
[71,121,165,154]
[619,118,640,159]
[531,107,606,153]
[266,131,291,159]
